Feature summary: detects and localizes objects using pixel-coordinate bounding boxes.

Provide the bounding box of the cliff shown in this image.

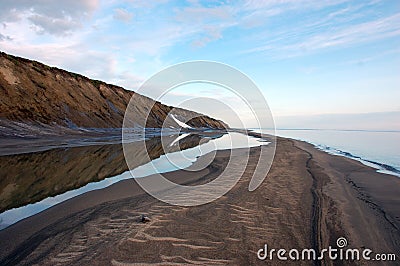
[0,51,228,133]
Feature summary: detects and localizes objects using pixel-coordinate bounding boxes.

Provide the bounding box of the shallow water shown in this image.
[0,131,268,229]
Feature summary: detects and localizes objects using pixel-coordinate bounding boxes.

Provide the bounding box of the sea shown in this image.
[253,129,400,177]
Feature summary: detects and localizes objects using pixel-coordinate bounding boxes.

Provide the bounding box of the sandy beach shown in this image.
[1,2,399,265]
[0,136,399,265]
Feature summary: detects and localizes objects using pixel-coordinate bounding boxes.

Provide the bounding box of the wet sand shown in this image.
[0,137,399,265]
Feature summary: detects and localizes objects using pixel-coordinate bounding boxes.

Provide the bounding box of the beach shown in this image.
[1,1,399,265]
[0,136,399,265]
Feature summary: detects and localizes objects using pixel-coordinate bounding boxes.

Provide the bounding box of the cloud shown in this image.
[0,0,99,20]
[123,0,170,9]
[175,6,233,23]
[0,33,12,41]
[1,0,398,100]
[0,41,117,81]
[171,0,371,51]
[113,8,134,23]
[0,0,99,35]
[191,26,223,47]
[287,13,400,52]
[340,48,400,66]
[114,71,145,90]
[28,15,81,36]
[174,4,236,47]
[244,8,400,58]
[242,0,350,12]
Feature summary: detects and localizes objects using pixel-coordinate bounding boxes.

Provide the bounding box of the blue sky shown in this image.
[0,0,399,129]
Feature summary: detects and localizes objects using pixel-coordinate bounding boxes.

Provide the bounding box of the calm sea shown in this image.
[254,129,400,177]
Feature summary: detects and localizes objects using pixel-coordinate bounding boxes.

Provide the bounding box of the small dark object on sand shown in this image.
[140,214,151,223]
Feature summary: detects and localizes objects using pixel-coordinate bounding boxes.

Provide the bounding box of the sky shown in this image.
[0,0,399,129]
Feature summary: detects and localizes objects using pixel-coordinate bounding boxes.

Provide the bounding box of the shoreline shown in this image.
[248,129,400,178]
[316,145,400,177]
[0,136,399,264]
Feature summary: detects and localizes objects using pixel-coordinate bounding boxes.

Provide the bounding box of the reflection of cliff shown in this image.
[0,133,220,213]
[0,144,126,213]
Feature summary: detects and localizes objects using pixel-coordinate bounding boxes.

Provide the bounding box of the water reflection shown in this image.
[0,130,270,229]
[0,131,222,214]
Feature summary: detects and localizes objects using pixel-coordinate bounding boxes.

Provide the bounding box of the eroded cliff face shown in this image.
[0,52,228,131]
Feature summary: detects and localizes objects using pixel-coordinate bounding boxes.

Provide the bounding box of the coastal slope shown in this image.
[0,51,228,135]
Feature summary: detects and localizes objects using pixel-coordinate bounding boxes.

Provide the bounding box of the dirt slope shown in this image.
[0,51,228,131]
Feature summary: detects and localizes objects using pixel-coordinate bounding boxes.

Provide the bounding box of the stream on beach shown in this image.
[0,130,269,230]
